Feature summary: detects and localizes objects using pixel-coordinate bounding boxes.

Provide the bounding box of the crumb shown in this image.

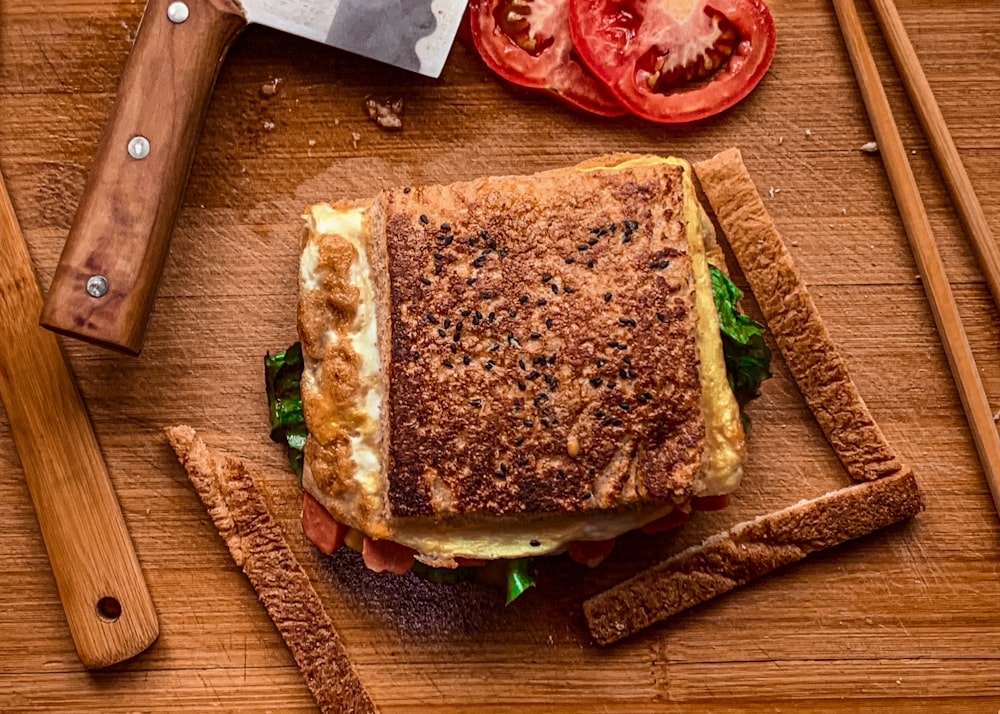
[334,118,341,126]
[308,139,317,147]
[767,186,780,199]
[777,136,784,145]
[263,120,275,131]
[860,141,878,154]
[841,208,847,215]
[364,95,404,131]
[805,129,812,137]
[352,131,361,149]
[260,78,282,98]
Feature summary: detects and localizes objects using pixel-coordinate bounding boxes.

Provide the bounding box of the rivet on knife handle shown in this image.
[1,169,159,669]
[40,0,247,355]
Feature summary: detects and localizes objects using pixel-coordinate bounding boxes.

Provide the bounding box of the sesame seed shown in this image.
[604,292,612,303]
[563,286,575,294]
[550,283,559,294]
[530,332,541,339]
[607,381,617,389]
[545,317,553,329]
[527,370,540,380]
[586,260,595,269]
[548,353,557,365]
[589,377,603,388]
[480,290,493,299]
[608,340,620,349]
[508,309,518,318]
[412,352,420,362]
[444,318,452,328]
[542,274,552,283]
[544,374,558,389]
[461,309,471,317]
[472,312,482,326]
[517,381,527,391]
[453,332,461,342]
[469,235,479,247]
[595,410,605,419]
[619,402,631,411]
[488,311,496,322]
[519,358,526,370]
[421,276,432,285]
[449,343,458,354]
[433,264,442,275]
[649,260,672,270]
[426,313,438,324]
[623,355,632,365]
[622,234,632,244]
[491,343,501,352]
[532,356,547,367]
[519,294,529,304]
[485,360,495,371]
[565,257,575,265]
[440,223,451,232]
[608,222,617,232]
[470,398,483,407]
[419,214,429,225]
[537,298,548,306]
[529,539,541,547]
[597,358,606,368]
[618,317,637,328]
[472,255,488,268]
[403,187,412,194]
[443,234,454,246]
[443,359,454,368]
[437,328,446,338]
[624,220,638,231]
[656,311,666,322]
[587,237,599,246]
[514,437,525,447]
[540,418,550,428]
[523,419,534,428]
[463,355,471,365]
[534,393,549,405]
[577,244,589,252]
[466,276,477,286]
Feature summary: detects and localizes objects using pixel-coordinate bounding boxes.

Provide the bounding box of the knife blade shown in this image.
[40,0,468,355]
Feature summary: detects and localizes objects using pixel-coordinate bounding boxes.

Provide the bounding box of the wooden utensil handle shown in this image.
[40,0,246,355]
[1,173,159,669]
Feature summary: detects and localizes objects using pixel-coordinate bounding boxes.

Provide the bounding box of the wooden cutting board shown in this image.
[2,0,1000,711]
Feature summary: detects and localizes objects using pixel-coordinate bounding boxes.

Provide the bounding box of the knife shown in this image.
[40,0,468,355]
[0,168,159,669]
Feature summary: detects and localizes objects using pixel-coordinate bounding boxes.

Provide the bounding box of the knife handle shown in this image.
[40,0,247,355]
[1,172,159,669]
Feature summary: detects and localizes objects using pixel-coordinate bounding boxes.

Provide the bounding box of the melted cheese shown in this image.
[300,157,745,562]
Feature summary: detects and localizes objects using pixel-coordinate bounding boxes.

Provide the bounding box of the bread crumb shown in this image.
[308,139,317,147]
[777,136,784,145]
[767,186,780,199]
[352,132,361,149]
[860,141,878,154]
[364,95,404,131]
[263,120,275,131]
[805,129,812,137]
[260,78,282,98]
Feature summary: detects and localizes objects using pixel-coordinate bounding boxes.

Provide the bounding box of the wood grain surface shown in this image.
[2,0,999,711]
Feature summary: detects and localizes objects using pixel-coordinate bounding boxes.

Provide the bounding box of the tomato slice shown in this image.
[362,537,417,575]
[567,538,617,567]
[301,492,348,555]
[469,0,628,116]
[567,0,776,122]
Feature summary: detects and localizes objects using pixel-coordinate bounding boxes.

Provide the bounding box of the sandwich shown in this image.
[266,154,771,599]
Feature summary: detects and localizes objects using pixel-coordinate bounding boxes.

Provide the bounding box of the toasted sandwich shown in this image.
[274,154,769,581]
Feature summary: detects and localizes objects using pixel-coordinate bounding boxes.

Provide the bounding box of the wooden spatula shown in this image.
[0,169,159,668]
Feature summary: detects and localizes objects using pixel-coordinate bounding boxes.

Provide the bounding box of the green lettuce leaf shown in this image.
[264,342,307,479]
[505,558,536,604]
[710,265,772,410]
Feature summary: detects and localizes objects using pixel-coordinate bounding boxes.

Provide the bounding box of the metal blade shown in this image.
[241,0,467,78]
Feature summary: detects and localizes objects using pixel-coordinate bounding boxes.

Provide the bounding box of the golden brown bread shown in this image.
[298,156,747,562]
[164,426,379,714]
[583,467,923,645]
[694,148,902,482]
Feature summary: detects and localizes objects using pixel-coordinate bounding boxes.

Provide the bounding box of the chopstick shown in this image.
[869,0,1000,315]
[832,0,1000,517]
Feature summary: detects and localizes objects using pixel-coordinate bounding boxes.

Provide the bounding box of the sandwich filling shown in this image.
[297,156,745,564]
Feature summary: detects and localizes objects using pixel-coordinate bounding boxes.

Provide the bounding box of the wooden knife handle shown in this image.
[1,173,159,669]
[40,0,247,355]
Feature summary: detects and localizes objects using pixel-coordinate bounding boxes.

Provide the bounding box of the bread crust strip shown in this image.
[583,467,922,645]
[165,426,379,714]
[694,148,901,483]
[583,148,923,645]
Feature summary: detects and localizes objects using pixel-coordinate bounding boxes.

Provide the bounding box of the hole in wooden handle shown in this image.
[96,596,123,622]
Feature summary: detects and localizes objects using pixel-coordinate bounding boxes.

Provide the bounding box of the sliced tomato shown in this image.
[362,537,417,575]
[568,0,776,123]
[567,538,617,567]
[641,508,691,534]
[469,0,628,116]
[301,492,349,555]
[691,493,730,511]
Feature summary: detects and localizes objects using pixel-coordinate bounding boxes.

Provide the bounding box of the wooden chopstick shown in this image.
[869,0,1000,314]
[832,0,1000,517]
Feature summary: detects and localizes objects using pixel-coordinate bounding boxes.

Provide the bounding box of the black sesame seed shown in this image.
[623,355,632,365]
[530,332,541,339]
[466,276,477,286]
[513,437,525,447]
[519,358,527,370]
[472,312,482,326]
[563,286,574,294]
[513,398,523,410]
[433,264,442,275]
[550,283,559,295]
[595,409,606,419]
[443,234,454,246]
[419,214,429,225]
[622,234,633,244]
[491,343,501,352]
[577,243,589,252]
[488,311,496,322]
[449,343,458,354]
[586,260,595,269]
[485,360,495,371]
[403,187,412,194]
[542,274,553,283]
[604,292,613,303]
[499,247,509,258]
[469,235,479,247]
[426,313,438,324]
[517,381,527,391]
[529,539,541,547]
[589,377,603,388]
[453,332,461,343]
[472,255,488,268]
[523,419,534,428]
[519,294,529,304]
[527,370,540,380]
[508,309,518,318]
[548,353,557,365]
[463,355,471,366]
[545,317,553,329]
[437,328,447,338]
[619,402,631,411]
[637,392,652,404]
[440,223,451,232]
[543,374,558,389]
[624,219,639,231]
[443,359,454,368]
[412,351,420,362]
[649,260,672,270]
[582,492,592,500]
[470,398,483,408]
[597,358,607,368]
[534,393,549,405]
[656,311,666,322]
[421,276,432,285]
[444,318,452,328]
[608,340,620,349]
[455,320,463,332]
[565,257,575,265]
[461,309,471,317]
[480,290,493,299]
[618,317,637,328]
[608,222,617,232]
[540,418,550,428]
[590,226,603,235]
[588,237,599,246]
[607,381,618,389]
[532,356,547,367]
[617,342,628,351]
[537,298,548,306]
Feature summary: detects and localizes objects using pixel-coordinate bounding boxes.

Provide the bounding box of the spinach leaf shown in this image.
[264,342,307,479]
[710,265,772,410]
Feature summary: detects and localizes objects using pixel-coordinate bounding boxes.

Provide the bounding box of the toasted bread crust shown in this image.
[694,148,902,482]
[583,467,923,645]
[164,426,378,714]
[375,163,703,517]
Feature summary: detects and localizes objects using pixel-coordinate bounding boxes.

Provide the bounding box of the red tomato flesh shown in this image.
[567,538,617,567]
[469,0,627,116]
[301,492,349,555]
[362,537,418,575]
[568,0,776,122]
